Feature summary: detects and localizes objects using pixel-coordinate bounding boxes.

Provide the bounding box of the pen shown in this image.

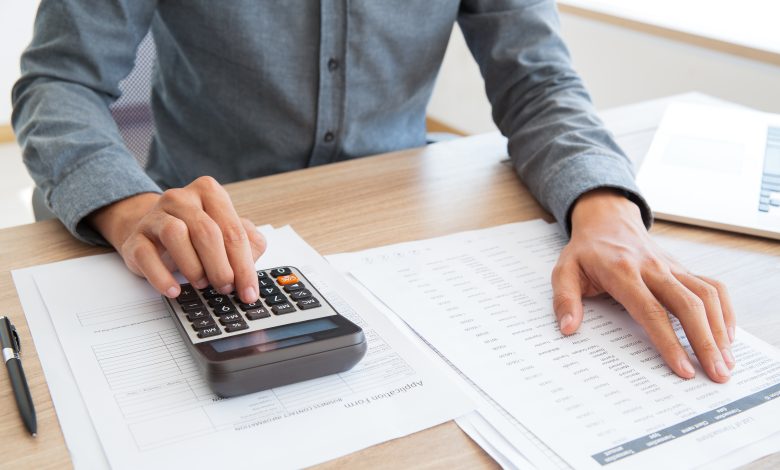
[0,317,36,436]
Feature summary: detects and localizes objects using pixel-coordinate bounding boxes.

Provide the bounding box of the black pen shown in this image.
[0,317,36,436]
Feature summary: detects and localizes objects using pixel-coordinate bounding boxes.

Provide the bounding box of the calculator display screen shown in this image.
[211,318,340,353]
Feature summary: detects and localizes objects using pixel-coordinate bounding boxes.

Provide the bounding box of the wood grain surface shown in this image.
[0,125,14,144]
[0,133,777,468]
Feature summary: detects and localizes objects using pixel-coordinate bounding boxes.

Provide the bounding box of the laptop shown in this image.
[636,102,780,240]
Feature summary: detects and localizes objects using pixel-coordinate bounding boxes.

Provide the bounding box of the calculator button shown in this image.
[186,309,210,321]
[218,313,243,324]
[260,286,281,298]
[276,274,299,285]
[270,267,292,277]
[257,271,269,280]
[197,326,222,338]
[265,294,288,306]
[192,317,217,330]
[176,284,199,303]
[180,300,205,312]
[224,321,249,332]
[237,300,264,311]
[289,289,312,300]
[207,296,231,308]
[283,282,305,293]
[213,304,237,316]
[201,287,222,299]
[259,278,276,288]
[272,302,296,315]
[297,298,321,310]
[245,308,270,320]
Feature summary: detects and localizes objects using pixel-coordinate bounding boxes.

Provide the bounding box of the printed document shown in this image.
[13,226,473,470]
[347,220,780,469]
[329,220,570,470]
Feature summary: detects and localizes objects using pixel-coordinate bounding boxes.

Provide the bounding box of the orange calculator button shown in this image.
[276,274,299,285]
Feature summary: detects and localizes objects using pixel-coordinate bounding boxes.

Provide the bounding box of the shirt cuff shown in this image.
[540,152,653,236]
[47,153,162,245]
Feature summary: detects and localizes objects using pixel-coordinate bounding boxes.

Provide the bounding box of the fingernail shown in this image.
[679,358,696,377]
[722,348,735,368]
[714,359,731,378]
[728,326,735,343]
[193,278,208,289]
[243,287,258,303]
[219,284,234,295]
[559,314,573,332]
[165,286,179,298]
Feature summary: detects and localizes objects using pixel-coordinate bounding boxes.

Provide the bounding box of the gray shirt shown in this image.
[12,0,651,244]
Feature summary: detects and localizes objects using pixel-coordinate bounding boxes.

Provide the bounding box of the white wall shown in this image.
[427,13,780,135]
[0,1,38,126]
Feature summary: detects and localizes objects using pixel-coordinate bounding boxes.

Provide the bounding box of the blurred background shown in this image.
[2,0,779,229]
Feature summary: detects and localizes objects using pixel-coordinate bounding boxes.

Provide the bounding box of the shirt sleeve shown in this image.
[11,0,162,245]
[457,0,653,235]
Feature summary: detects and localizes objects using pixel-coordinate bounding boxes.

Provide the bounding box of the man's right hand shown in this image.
[89,176,266,304]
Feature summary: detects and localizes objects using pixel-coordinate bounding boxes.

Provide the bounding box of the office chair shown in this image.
[32,32,157,221]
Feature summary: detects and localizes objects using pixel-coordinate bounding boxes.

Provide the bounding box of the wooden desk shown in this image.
[0,130,779,468]
[0,125,14,144]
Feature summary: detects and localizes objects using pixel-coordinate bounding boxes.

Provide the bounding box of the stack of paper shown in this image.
[12,226,474,469]
[328,220,780,469]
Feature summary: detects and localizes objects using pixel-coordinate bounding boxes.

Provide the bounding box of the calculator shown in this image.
[163,266,367,397]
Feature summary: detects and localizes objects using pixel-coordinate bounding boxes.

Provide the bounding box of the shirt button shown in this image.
[327,58,339,72]
[324,131,335,143]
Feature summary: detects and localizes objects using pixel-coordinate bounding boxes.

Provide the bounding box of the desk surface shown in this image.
[1,107,780,468]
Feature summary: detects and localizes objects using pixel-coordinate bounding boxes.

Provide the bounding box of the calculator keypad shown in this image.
[169,266,335,344]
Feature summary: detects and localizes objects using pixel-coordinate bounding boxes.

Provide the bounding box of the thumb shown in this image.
[551,261,584,335]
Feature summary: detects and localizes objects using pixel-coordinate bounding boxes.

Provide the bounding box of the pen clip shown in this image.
[10,324,20,353]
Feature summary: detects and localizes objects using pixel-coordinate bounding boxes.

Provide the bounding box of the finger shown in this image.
[604,271,696,379]
[674,272,734,369]
[159,186,236,295]
[124,234,180,298]
[197,178,258,304]
[643,268,730,383]
[699,275,736,343]
[551,260,584,335]
[240,218,267,261]
[165,209,235,294]
[151,214,208,289]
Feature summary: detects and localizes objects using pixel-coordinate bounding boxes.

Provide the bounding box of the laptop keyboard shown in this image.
[759,127,780,212]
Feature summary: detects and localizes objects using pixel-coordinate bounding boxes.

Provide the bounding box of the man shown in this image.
[12,0,735,383]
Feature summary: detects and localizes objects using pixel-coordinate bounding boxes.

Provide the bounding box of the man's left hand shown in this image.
[551,189,736,383]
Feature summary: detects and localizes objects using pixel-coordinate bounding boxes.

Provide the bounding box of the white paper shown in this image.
[15,225,473,469]
[12,270,111,469]
[328,222,570,470]
[347,220,780,470]
[338,270,550,470]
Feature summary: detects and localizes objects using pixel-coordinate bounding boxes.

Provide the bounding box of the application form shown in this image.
[14,226,473,470]
[347,221,780,469]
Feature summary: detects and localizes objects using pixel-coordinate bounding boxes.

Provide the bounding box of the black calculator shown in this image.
[163,266,367,397]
